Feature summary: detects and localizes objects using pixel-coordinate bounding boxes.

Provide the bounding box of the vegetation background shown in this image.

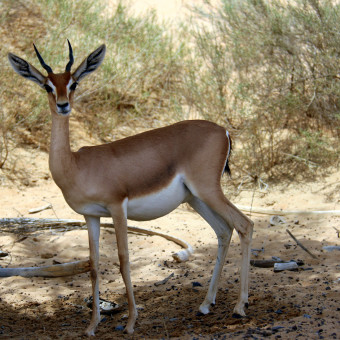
[1,0,339,185]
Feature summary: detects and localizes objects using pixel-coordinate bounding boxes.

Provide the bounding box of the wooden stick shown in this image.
[154,273,174,286]
[236,205,340,216]
[286,229,317,259]
[0,260,90,278]
[29,204,52,214]
[250,259,283,268]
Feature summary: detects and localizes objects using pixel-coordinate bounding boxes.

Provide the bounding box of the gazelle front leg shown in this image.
[84,216,101,336]
[109,203,138,334]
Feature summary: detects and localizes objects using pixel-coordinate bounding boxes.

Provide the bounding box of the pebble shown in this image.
[0,251,8,258]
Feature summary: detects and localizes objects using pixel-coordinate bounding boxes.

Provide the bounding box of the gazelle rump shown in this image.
[8,42,254,336]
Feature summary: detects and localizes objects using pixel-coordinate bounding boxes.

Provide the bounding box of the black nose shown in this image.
[57,102,69,109]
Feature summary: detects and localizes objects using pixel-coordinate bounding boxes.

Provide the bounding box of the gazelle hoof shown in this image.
[85,328,96,337]
[233,305,247,317]
[124,325,134,334]
[199,304,210,315]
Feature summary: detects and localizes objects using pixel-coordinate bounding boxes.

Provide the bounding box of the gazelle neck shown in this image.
[49,112,75,186]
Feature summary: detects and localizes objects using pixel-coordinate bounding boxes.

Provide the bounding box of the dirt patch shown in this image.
[0,168,339,339]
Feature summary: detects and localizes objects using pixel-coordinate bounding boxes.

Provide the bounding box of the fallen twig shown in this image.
[0,260,90,278]
[0,218,193,262]
[29,204,52,214]
[154,273,174,286]
[250,259,282,268]
[286,229,317,259]
[236,205,340,216]
[250,258,304,268]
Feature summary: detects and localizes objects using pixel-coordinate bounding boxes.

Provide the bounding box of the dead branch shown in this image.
[0,218,193,279]
[28,204,52,214]
[236,205,340,216]
[0,218,193,262]
[0,260,90,278]
[250,259,282,268]
[251,259,304,268]
[286,229,317,259]
[154,272,174,286]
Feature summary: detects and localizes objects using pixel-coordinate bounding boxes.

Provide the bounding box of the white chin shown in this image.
[57,109,71,116]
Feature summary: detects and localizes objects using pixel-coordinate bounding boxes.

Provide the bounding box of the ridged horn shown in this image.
[65,40,74,72]
[33,44,53,74]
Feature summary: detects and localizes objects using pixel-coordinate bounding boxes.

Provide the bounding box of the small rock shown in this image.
[115,325,124,331]
[0,251,8,258]
[272,256,282,262]
[270,215,286,226]
[272,326,284,332]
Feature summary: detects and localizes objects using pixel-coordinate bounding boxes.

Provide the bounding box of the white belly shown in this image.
[127,174,188,221]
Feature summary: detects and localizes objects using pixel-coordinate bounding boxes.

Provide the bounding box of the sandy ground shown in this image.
[0,141,339,339]
[1,2,339,339]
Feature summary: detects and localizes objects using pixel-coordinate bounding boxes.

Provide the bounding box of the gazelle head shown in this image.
[8,41,106,116]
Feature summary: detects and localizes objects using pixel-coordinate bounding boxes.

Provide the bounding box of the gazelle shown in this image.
[8,41,254,336]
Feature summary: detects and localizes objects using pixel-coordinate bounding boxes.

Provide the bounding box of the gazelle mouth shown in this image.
[57,109,71,116]
[57,104,71,116]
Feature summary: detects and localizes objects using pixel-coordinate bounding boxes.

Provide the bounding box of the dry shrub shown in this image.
[186,0,340,179]
[1,0,339,182]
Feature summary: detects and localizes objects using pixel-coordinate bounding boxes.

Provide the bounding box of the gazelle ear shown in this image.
[72,44,106,82]
[8,53,46,87]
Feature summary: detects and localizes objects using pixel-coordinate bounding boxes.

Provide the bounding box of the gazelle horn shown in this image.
[65,40,74,72]
[33,43,53,74]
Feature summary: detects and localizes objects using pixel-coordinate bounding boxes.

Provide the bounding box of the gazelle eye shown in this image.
[44,84,53,93]
[70,82,78,91]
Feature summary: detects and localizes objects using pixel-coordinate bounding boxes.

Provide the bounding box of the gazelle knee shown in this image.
[238,221,253,243]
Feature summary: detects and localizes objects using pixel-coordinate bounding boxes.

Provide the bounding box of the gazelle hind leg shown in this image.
[188,187,254,317]
[84,216,101,336]
[233,226,253,316]
[109,204,138,334]
[188,196,233,315]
